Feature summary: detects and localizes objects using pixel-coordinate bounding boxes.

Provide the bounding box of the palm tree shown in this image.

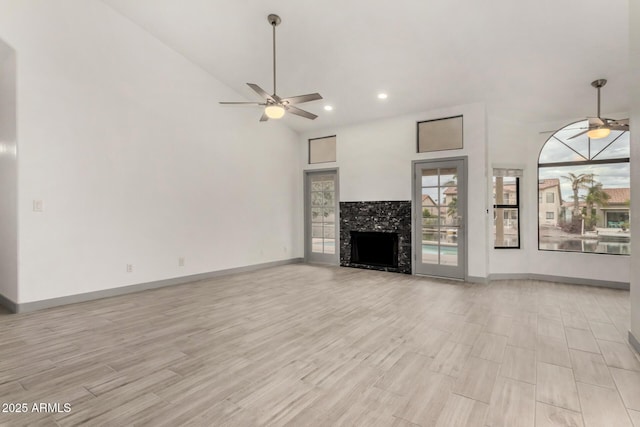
[584,182,610,229]
[561,173,595,218]
[447,196,457,218]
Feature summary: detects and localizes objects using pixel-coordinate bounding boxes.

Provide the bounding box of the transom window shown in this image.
[538,120,630,255]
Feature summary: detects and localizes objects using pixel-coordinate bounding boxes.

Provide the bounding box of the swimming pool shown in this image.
[422,243,457,256]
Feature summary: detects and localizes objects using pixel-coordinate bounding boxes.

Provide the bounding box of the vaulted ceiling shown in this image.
[101,0,630,133]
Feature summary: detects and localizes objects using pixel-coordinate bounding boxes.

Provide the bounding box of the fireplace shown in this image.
[351,231,398,268]
[340,201,411,274]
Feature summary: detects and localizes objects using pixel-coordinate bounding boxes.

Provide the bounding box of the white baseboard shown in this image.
[466,275,489,284]
[488,273,629,290]
[630,331,640,355]
[0,292,17,313]
[2,258,303,314]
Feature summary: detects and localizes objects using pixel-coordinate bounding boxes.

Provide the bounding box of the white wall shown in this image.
[0,0,301,304]
[629,0,640,344]
[301,103,489,279]
[488,114,630,284]
[300,100,630,285]
[487,116,530,275]
[0,40,17,302]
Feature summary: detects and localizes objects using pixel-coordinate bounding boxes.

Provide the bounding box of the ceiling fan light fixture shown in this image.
[565,79,629,140]
[220,14,322,122]
[264,104,285,119]
[587,127,610,139]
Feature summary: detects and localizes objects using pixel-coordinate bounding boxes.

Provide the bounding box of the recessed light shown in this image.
[377,93,388,99]
[324,105,333,111]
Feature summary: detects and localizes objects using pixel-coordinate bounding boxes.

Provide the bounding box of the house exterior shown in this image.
[498,184,517,205]
[493,182,518,231]
[422,193,455,226]
[421,194,440,221]
[558,187,629,229]
[596,188,630,228]
[538,179,562,226]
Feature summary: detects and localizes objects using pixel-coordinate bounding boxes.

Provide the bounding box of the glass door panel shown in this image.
[306,171,339,264]
[414,159,466,279]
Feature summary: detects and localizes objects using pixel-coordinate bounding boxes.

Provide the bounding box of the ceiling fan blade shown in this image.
[609,118,629,126]
[588,117,605,127]
[259,112,269,122]
[568,129,590,140]
[540,126,588,134]
[247,83,274,101]
[219,101,265,105]
[285,105,318,120]
[609,125,629,131]
[281,93,323,105]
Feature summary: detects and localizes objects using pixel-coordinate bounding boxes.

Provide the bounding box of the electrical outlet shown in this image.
[126,264,133,273]
[33,200,43,212]
[178,257,185,267]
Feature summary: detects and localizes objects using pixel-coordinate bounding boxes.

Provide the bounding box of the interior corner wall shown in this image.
[487,116,530,275]
[301,103,489,279]
[0,1,301,304]
[0,40,18,303]
[629,0,640,347]
[487,114,630,284]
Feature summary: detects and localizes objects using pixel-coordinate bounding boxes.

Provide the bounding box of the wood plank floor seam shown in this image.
[0,264,637,426]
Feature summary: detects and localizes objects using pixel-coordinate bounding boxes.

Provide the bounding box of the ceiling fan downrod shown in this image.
[591,79,607,118]
[268,14,281,97]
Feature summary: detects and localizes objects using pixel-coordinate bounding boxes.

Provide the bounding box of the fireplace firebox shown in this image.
[350,231,398,268]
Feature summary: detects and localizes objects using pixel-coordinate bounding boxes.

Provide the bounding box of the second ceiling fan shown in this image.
[569,79,629,140]
[219,14,322,121]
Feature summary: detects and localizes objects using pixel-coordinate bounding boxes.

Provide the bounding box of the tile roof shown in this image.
[603,188,630,205]
[443,187,457,195]
[422,195,437,205]
[538,179,560,190]
[560,188,630,208]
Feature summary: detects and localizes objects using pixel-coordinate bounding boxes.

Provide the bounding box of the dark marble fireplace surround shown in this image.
[340,201,411,274]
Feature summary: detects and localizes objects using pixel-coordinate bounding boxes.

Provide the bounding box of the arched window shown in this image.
[538,120,630,255]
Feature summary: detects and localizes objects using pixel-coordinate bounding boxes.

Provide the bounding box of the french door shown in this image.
[305,170,339,264]
[413,158,467,279]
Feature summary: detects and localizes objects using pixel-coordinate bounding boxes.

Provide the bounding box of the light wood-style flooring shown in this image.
[1,264,639,426]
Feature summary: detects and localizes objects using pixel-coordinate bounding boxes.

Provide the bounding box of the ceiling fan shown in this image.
[568,79,629,140]
[219,14,322,121]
